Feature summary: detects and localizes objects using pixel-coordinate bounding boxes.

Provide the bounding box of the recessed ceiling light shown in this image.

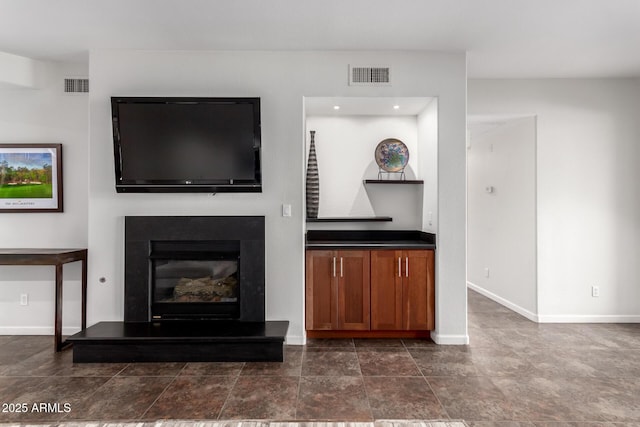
[333,105,340,110]
[393,105,400,110]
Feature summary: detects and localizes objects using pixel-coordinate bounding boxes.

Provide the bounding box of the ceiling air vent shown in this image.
[64,78,89,94]
[349,65,391,86]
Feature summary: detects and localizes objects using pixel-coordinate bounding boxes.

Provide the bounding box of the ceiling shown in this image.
[1,0,639,78]
[305,97,434,116]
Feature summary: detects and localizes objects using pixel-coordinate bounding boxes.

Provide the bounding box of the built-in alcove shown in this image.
[303,96,438,231]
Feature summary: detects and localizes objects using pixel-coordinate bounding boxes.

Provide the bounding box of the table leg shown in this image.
[54,263,63,352]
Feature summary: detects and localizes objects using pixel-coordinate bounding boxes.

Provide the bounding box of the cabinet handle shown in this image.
[340,257,343,277]
[398,257,402,277]
[406,256,409,277]
[332,257,336,277]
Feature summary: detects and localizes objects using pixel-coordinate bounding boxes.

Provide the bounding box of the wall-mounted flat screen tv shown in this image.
[111,97,261,193]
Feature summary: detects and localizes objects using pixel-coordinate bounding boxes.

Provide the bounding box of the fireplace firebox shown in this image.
[150,240,241,320]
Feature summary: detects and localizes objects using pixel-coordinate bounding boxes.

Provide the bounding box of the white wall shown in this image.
[469,79,640,322]
[88,50,468,344]
[467,117,537,318]
[418,99,438,234]
[0,61,88,334]
[305,115,423,230]
[0,51,49,89]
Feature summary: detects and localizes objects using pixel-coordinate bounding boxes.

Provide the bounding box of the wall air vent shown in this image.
[64,78,89,94]
[348,65,391,86]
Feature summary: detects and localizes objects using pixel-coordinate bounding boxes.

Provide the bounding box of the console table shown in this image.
[0,249,87,351]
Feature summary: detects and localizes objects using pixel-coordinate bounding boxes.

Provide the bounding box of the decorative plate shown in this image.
[374,138,409,172]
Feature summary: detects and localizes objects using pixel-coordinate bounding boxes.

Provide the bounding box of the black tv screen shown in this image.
[111,97,261,193]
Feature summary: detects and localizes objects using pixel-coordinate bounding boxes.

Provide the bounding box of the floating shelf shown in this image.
[363,179,424,184]
[306,216,393,223]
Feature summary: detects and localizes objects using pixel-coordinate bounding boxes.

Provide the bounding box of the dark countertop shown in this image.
[306,230,436,250]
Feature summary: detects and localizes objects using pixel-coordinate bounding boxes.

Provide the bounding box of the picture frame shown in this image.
[0,143,63,212]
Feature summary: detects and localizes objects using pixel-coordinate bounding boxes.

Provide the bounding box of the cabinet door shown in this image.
[305,250,338,330]
[402,250,435,330]
[370,250,403,330]
[337,250,370,330]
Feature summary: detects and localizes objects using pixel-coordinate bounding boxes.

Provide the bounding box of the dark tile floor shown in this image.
[1,290,640,425]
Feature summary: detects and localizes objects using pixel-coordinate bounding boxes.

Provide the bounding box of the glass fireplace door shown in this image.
[150,241,241,320]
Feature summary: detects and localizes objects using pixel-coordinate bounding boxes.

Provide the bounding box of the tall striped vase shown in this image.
[306,130,320,219]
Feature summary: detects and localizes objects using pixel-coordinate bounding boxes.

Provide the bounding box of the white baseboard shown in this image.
[537,314,640,323]
[467,281,539,322]
[285,334,306,346]
[467,282,640,323]
[430,332,469,345]
[0,326,82,335]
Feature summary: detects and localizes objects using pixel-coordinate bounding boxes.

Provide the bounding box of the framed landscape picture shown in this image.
[0,143,63,212]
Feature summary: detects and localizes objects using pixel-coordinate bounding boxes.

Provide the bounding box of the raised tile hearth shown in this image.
[69,320,289,363]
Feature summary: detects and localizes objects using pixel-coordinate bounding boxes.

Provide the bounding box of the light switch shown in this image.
[282,204,292,217]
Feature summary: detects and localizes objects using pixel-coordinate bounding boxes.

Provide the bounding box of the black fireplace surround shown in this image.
[125,216,265,322]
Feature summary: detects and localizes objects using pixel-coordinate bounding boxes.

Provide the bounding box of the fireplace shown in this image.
[124,216,265,322]
[68,215,288,363]
[150,240,241,320]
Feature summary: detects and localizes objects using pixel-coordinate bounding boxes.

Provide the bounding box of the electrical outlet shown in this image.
[20,294,28,306]
[592,286,600,297]
[484,267,490,278]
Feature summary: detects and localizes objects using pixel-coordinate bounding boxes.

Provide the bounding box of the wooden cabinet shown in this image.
[403,250,435,330]
[306,248,434,336]
[305,250,335,330]
[370,250,403,330]
[370,250,434,331]
[305,250,370,331]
